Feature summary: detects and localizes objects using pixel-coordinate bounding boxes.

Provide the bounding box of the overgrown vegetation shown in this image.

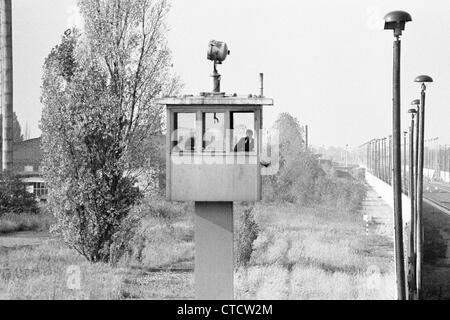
[236,205,259,267]
[0,212,54,235]
[235,202,395,300]
[236,114,368,276]
[263,113,367,210]
[0,198,194,300]
[110,197,193,268]
[232,113,383,299]
[0,174,38,215]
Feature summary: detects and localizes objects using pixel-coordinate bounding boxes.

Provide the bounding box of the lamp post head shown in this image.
[384,11,412,37]
[411,99,420,106]
[415,75,433,91]
[408,108,417,114]
[414,75,433,83]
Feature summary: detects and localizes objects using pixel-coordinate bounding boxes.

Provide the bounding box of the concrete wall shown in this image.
[365,171,412,224]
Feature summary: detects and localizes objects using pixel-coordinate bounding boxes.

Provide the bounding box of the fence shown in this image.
[357,135,450,189]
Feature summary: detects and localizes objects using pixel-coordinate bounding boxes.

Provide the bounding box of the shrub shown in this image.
[236,206,259,267]
[313,175,367,213]
[0,174,38,215]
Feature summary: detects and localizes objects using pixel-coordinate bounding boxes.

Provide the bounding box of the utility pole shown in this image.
[1,0,13,172]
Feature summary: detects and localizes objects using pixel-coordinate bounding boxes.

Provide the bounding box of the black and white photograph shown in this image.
[0,0,449,308]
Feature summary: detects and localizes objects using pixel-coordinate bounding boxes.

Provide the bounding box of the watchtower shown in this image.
[158,41,274,299]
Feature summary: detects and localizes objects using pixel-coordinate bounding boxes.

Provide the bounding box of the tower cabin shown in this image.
[160,94,273,202]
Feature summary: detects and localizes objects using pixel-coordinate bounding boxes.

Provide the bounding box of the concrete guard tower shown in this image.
[158,41,273,299]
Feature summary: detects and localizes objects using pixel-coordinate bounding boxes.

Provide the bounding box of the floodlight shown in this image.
[207,40,230,64]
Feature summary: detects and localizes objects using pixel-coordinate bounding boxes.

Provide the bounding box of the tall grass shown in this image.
[0,212,54,235]
[0,197,195,300]
[0,240,125,300]
[235,203,396,300]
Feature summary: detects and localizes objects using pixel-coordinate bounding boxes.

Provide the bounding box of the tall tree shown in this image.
[41,0,179,263]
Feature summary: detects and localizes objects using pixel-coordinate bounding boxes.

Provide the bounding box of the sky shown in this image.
[11,0,450,148]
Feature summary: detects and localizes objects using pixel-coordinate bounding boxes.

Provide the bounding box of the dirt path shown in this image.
[361,188,394,243]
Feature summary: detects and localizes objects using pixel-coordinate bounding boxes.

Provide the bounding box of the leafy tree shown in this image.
[263,113,324,204]
[40,0,179,263]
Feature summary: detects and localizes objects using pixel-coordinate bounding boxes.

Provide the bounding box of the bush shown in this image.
[0,174,38,215]
[313,175,367,213]
[236,206,259,267]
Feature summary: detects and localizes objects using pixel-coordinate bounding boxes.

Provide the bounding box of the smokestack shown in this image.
[259,73,264,97]
[1,0,13,172]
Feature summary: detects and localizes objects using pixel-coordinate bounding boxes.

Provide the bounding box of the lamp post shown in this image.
[407,107,418,299]
[414,75,433,300]
[384,10,412,300]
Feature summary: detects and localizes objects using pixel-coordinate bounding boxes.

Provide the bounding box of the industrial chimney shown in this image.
[1,0,13,172]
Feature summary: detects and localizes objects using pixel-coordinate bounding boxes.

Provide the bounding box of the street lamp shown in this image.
[407,106,418,299]
[384,10,412,301]
[414,74,433,300]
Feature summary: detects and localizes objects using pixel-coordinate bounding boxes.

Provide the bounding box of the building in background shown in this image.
[9,135,166,202]
[12,137,47,201]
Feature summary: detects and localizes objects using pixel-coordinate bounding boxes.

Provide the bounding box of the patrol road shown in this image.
[424,181,450,215]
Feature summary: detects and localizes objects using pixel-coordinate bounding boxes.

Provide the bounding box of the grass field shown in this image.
[0,193,395,300]
[235,202,396,300]
[0,212,195,300]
